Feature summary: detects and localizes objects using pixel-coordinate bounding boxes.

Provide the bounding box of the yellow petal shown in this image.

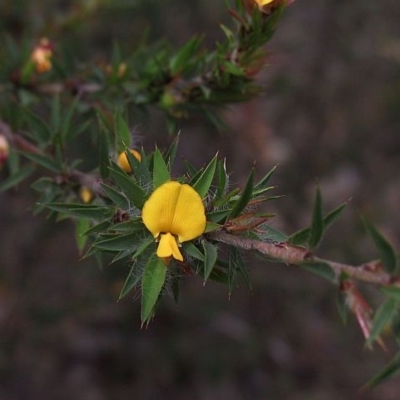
[117,149,141,173]
[157,232,183,261]
[170,184,206,242]
[142,181,206,242]
[254,0,274,5]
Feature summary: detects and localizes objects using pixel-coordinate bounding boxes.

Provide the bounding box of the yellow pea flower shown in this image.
[142,181,206,262]
[31,38,53,73]
[117,149,141,173]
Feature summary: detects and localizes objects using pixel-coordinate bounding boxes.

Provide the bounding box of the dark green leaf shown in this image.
[114,112,131,152]
[21,108,51,142]
[45,203,113,220]
[336,289,348,324]
[101,183,129,209]
[289,201,347,246]
[50,95,61,134]
[164,133,180,167]
[22,152,61,173]
[298,261,335,282]
[131,236,154,260]
[213,188,240,208]
[93,232,140,252]
[82,220,111,236]
[141,254,167,324]
[206,209,229,223]
[169,36,202,75]
[230,246,252,290]
[75,218,90,253]
[0,166,34,192]
[228,168,254,220]
[192,153,218,198]
[215,159,228,200]
[203,241,218,282]
[381,287,400,302]
[324,201,348,230]
[364,352,400,388]
[60,97,80,140]
[254,165,277,189]
[182,242,205,261]
[153,147,170,188]
[362,216,397,274]
[367,299,398,347]
[119,261,142,299]
[308,187,324,248]
[109,164,147,209]
[98,128,111,179]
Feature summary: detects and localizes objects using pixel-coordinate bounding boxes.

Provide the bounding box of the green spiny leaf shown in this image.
[228,168,254,220]
[164,132,180,166]
[141,253,167,324]
[109,164,147,209]
[362,216,397,274]
[203,241,218,282]
[114,112,131,152]
[119,261,142,299]
[182,242,205,261]
[93,232,141,252]
[367,299,398,347]
[153,147,170,188]
[192,153,218,198]
[230,246,252,290]
[364,352,400,389]
[21,107,51,142]
[215,158,228,200]
[22,152,61,173]
[75,218,90,254]
[0,165,34,192]
[100,183,129,209]
[381,287,400,302]
[45,203,113,220]
[308,187,324,248]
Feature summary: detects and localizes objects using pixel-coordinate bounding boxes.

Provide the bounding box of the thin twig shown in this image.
[0,118,103,196]
[208,230,400,287]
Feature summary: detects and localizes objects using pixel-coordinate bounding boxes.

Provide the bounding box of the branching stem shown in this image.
[208,230,400,287]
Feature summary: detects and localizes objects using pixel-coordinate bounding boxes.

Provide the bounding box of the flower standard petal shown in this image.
[142,181,181,238]
[170,184,206,242]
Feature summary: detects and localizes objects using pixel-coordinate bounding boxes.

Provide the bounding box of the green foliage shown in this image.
[362,216,398,274]
[1,0,400,388]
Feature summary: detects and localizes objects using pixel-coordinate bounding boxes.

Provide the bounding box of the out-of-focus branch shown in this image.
[0,118,103,196]
[208,230,400,287]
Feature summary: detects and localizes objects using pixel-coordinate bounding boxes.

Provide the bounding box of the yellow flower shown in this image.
[31,38,53,73]
[117,149,141,173]
[142,181,206,262]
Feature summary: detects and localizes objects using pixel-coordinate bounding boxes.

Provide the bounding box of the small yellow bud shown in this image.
[0,135,10,168]
[117,149,141,173]
[79,186,94,203]
[31,38,53,73]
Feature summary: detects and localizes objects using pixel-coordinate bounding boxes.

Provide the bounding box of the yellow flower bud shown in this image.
[117,149,141,173]
[79,186,94,203]
[31,38,53,73]
[0,135,10,168]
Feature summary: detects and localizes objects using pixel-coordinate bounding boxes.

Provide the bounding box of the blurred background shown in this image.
[1,0,400,399]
